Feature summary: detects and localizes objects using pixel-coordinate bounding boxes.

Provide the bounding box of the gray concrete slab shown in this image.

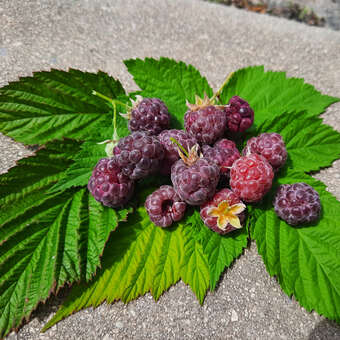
[1,0,340,339]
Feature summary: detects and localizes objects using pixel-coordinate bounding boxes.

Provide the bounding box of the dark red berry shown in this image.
[243,133,287,171]
[129,97,170,135]
[158,129,198,175]
[184,103,227,145]
[113,131,165,180]
[230,153,274,202]
[224,96,254,133]
[171,157,220,206]
[200,188,246,235]
[274,183,321,226]
[145,185,186,227]
[88,157,134,207]
[202,138,240,177]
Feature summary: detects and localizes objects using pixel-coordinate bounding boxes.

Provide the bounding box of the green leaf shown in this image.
[0,69,127,144]
[43,201,211,331]
[252,111,340,172]
[195,214,249,291]
[252,171,340,323]
[49,141,107,192]
[219,66,339,126]
[124,57,213,128]
[0,140,130,338]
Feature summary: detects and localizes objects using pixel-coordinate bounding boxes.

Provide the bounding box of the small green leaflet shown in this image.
[124,57,213,128]
[0,69,127,145]
[252,171,340,323]
[0,140,131,338]
[42,197,211,331]
[250,111,340,173]
[219,66,339,126]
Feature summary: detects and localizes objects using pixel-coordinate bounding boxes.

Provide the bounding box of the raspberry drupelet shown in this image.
[145,185,186,227]
[88,157,134,208]
[274,183,321,226]
[230,153,274,202]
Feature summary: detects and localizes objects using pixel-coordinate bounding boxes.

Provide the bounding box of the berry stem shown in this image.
[92,90,130,109]
[211,72,234,103]
[170,137,189,157]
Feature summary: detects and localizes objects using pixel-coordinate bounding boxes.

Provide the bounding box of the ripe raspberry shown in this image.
[113,131,165,180]
[127,97,170,135]
[145,185,186,227]
[202,138,240,177]
[274,183,321,226]
[224,96,254,133]
[184,95,227,145]
[200,188,246,235]
[230,153,274,202]
[171,145,220,205]
[88,157,134,207]
[243,133,287,171]
[158,129,198,175]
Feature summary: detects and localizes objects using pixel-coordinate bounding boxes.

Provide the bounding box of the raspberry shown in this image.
[171,152,220,206]
[113,131,165,180]
[202,138,240,177]
[145,185,186,227]
[200,188,246,234]
[158,129,198,175]
[224,96,254,133]
[88,157,134,207]
[230,153,274,202]
[128,97,170,135]
[184,95,227,145]
[273,183,321,226]
[243,133,287,171]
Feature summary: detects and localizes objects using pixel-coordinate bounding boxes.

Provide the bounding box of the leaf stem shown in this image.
[112,101,118,141]
[211,72,234,103]
[170,137,189,157]
[92,90,130,108]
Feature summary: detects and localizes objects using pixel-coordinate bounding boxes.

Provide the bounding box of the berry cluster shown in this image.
[88,91,320,231]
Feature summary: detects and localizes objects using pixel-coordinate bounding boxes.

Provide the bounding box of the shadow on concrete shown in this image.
[308,318,340,340]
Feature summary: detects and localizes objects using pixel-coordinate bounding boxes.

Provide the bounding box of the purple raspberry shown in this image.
[224,96,254,133]
[243,133,287,171]
[158,129,198,175]
[184,96,227,145]
[128,97,170,135]
[171,148,220,206]
[88,157,134,207]
[113,131,165,180]
[145,185,186,227]
[202,138,240,177]
[274,183,321,226]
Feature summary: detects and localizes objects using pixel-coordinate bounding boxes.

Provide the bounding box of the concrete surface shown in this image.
[272,0,340,30]
[1,0,340,339]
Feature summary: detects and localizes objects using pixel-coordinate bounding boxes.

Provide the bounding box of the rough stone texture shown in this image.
[1,0,340,339]
[269,0,340,30]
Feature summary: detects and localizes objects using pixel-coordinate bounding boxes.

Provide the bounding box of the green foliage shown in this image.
[0,69,127,145]
[252,171,340,323]
[251,111,340,172]
[0,140,130,338]
[124,57,213,128]
[42,199,209,330]
[0,59,339,337]
[219,66,339,126]
[49,141,107,192]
